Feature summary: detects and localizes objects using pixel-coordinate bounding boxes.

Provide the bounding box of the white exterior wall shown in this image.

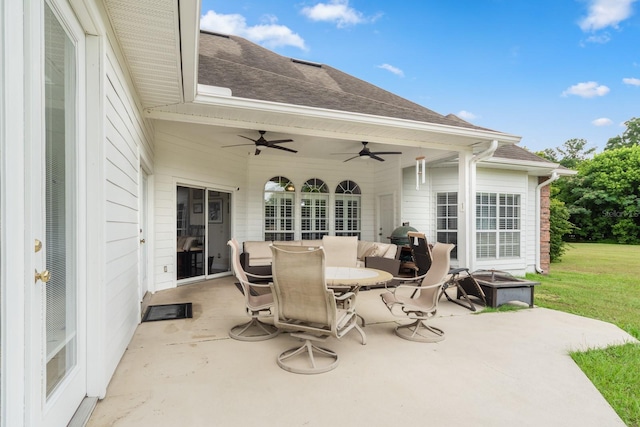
[152,122,248,291]
[406,165,537,275]
[401,165,432,238]
[102,40,155,379]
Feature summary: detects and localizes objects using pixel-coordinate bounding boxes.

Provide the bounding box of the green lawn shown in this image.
[527,243,640,426]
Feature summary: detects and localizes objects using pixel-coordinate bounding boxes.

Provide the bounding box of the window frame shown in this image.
[476,192,521,259]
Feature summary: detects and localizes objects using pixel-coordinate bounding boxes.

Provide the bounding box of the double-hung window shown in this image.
[476,192,521,258]
[436,192,458,259]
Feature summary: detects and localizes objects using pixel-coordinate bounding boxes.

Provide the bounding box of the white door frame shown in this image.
[1,0,29,425]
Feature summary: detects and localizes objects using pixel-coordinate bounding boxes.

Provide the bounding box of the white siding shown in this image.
[153,121,248,291]
[401,165,431,238]
[103,39,154,380]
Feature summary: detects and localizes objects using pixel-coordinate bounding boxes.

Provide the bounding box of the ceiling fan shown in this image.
[336,141,402,162]
[221,130,296,155]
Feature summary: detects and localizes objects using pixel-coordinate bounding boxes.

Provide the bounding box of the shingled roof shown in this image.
[198,31,494,132]
[493,144,555,164]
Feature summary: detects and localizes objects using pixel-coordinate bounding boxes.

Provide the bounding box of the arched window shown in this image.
[301,178,329,240]
[264,176,295,241]
[335,180,361,238]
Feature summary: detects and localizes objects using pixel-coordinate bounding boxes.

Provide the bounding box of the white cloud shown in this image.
[458,110,478,120]
[377,64,404,77]
[592,117,613,126]
[583,32,612,44]
[561,81,610,98]
[579,0,637,31]
[200,10,307,50]
[623,77,640,86]
[301,0,379,28]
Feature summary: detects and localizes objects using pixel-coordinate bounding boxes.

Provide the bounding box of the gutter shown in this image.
[535,171,560,273]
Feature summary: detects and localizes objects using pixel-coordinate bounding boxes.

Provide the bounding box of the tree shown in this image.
[604,117,640,151]
[552,138,597,169]
[549,198,573,261]
[567,146,640,243]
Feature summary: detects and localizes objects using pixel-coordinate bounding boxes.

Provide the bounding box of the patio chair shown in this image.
[321,235,358,267]
[226,238,279,341]
[270,245,364,374]
[380,242,454,342]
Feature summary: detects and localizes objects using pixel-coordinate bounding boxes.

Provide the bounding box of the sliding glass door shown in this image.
[176,186,231,281]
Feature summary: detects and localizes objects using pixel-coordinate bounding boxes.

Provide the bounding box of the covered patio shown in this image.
[87,278,634,427]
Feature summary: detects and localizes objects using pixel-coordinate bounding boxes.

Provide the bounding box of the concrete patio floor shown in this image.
[87,276,637,427]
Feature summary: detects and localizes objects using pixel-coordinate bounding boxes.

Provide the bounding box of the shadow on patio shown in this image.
[87,276,634,427]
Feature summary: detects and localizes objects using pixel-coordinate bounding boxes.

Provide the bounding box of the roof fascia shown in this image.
[191,91,522,143]
[480,157,578,176]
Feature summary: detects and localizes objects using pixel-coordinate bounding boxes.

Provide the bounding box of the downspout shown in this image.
[535,171,559,273]
[467,140,498,272]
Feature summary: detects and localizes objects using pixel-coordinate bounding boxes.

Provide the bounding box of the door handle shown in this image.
[35,269,51,283]
[140,239,146,244]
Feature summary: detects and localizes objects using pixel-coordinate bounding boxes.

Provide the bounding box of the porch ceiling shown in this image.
[102,0,185,109]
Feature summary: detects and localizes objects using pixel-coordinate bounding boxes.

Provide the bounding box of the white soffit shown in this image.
[103,0,183,108]
[145,95,521,151]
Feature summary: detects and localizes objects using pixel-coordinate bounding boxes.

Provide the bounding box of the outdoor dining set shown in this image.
[226,233,465,374]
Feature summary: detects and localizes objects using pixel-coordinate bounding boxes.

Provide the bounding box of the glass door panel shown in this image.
[176,186,205,279]
[207,191,231,275]
[44,2,77,398]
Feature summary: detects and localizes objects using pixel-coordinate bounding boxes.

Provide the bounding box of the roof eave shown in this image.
[481,157,578,176]
[145,87,522,151]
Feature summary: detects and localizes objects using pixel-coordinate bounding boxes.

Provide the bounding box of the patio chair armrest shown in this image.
[245,271,273,280]
[246,281,272,289]
[334,291,355,301]
[334,291,356,310]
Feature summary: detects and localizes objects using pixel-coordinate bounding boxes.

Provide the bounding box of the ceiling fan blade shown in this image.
[369,154,385,162]
[238,135,258,143]
[267,139,294,144]
[270,144,298,153]
[371,151,402,155]
[343,155,360,162]
[221,143,255,148]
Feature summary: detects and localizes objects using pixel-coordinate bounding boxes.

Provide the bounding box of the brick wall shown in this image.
[539,176,551,274]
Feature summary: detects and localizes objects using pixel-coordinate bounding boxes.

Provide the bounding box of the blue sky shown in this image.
[200,0,639,153]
